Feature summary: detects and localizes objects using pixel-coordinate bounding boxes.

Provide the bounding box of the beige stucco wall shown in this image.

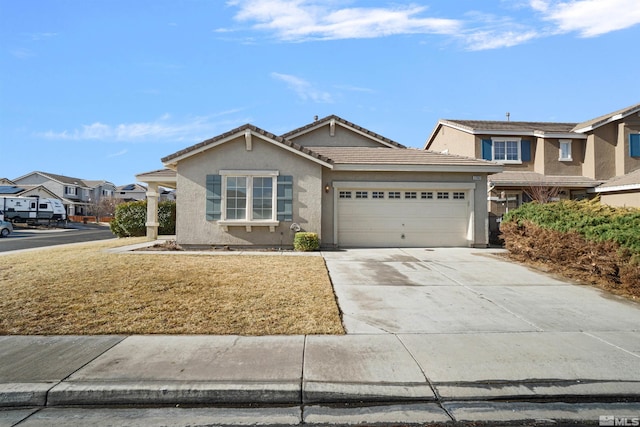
[584,125,617,180]
[542,138,583,176]
[175,135,323,247]
[620,119,640,175]
[427,126,476,157]
[320,170,490,247]
[289,124,385,148]
[600,190,640,208]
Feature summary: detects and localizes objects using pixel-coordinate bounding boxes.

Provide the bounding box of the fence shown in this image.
[68,215,113,223]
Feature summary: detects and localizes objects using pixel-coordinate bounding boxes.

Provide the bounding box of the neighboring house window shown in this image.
[630,134,640,157]
[559,140,572,161]
[65,186,77,196]
[482,138,531,163]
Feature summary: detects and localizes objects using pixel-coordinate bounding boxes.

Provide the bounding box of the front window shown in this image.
[226,177,247,220]
[65,186,77,196]
[252,177,273,220]
[493,138,520,162]
[559,140,572,161]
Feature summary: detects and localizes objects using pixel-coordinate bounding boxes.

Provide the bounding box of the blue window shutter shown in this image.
[630,134,640,157]
[206,174,221,220]
[481,139,493,160]
[277,175,293,221]
[521,140,531,162]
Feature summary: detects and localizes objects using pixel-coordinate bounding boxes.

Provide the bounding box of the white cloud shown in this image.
[228,0,462,41]
[107,149,128,158]
[39,110,249,143]
[532,0,640,37]
[271,72,333,103]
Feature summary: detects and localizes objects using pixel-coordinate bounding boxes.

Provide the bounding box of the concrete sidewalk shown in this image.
[1,334,639,425]
[1,247,640,425]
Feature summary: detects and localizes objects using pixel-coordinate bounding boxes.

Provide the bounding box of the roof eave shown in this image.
[332,164,503,173]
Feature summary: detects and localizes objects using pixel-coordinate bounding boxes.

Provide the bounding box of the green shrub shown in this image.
[110,200,176,238]
[294,232,320,251]
[503,198,640,255]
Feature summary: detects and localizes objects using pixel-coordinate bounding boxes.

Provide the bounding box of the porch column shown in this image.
[146,183,159,240]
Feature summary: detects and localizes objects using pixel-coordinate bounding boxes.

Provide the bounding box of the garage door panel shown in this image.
[337,187,470,247]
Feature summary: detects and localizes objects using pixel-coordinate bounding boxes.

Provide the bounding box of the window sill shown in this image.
[217,220,279,232]
[495,160,523,165]
[558,158,573,162]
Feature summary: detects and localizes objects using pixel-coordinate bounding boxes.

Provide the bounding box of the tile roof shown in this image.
[573,102,640,133]
[440,119,578,134]
[311,146,501,169]
[281,115,406,148]
[595,168,640,192]
[161,124,332,165]
[488,171,602,188]
[34,171,89,186]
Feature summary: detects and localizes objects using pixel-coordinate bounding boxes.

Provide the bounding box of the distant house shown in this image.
[137,115,501,247]
[424,103,640,238]
[12,171,116,217]
[116,183,147,201]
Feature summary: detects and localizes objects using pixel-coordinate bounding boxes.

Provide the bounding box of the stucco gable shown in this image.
[573,103,640,133]
[281,115,405,149]
[161,124,333,169]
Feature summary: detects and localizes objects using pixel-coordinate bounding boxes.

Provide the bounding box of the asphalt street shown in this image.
[0,223,115,252]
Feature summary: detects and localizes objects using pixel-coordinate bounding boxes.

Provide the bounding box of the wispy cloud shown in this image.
[223,0,640,50]
[225,1,462,41]
[271,72,333,103]
[107,149,128,158]
[38,110,249,143]
[531,0,640,37]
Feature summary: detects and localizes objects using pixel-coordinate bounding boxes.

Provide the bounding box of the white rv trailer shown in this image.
[0,197,66,223]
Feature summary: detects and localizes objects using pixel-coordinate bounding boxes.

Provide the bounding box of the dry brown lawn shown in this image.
[0,238,344,335]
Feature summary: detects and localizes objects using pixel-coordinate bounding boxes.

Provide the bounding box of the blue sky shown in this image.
[1,0,639,186]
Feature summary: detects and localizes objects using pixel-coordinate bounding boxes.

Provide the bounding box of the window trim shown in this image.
[217,170,279,231]
[492,137,522,164]
[559,139,573,161]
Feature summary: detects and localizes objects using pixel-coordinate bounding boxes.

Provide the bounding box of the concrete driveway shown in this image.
[323,247,640,335]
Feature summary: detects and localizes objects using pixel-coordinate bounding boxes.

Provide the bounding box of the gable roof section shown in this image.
[281,115,406,149]
[161,124,333,168]
[311,146,502,172]
[573,103,640,133]
[593,167,640,193]
[424,119,581,149]
[13,171,90,187]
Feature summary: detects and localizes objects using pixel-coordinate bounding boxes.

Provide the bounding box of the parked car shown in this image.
[0,220,13,237]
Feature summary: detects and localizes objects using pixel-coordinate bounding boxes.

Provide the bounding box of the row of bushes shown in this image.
[110,201,176,238]
[501,198,640,296]
[109,201,320,252]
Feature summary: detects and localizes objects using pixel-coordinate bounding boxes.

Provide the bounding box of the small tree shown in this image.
[523,185,561,204]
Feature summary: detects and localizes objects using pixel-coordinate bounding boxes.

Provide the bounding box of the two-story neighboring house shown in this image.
[12,172,116,217]
[424,103,640,240]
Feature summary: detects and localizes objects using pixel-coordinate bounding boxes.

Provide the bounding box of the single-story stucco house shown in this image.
[137,115,502,248]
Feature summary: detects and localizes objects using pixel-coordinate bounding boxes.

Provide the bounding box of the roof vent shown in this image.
[506,112,511,121]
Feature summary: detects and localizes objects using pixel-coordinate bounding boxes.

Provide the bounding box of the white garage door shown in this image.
[337,187,470,247]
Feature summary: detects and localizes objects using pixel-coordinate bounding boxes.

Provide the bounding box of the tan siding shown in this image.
[428,126,476,157]
[600,191,640,208]
[543,139,583,176]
